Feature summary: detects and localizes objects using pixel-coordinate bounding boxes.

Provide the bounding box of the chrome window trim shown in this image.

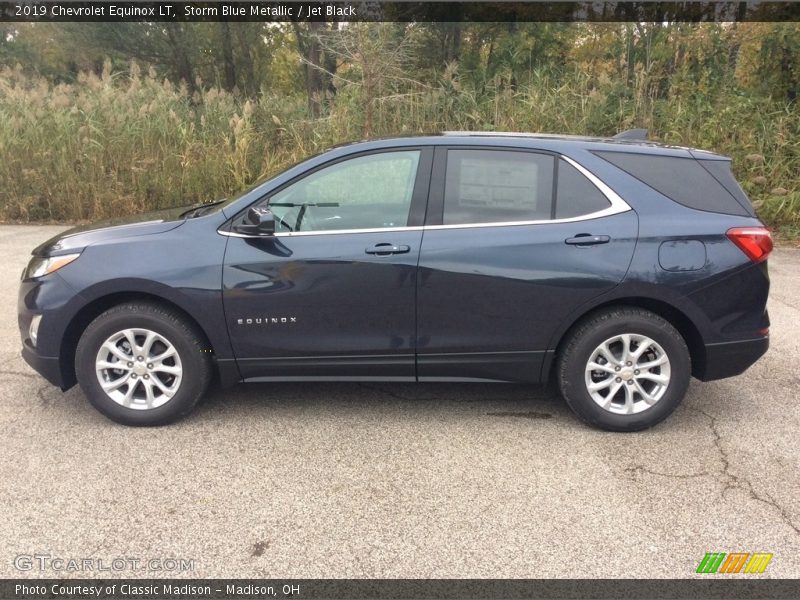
[218,153,631,238]
[220,225,425,238]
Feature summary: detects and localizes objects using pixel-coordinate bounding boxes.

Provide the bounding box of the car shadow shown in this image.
[197,381,566,422]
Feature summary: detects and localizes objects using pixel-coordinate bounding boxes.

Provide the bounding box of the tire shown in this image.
[557,307,690,432]
[75,302,212,426]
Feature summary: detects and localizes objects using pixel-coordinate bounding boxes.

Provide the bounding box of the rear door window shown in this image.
[442,150,554,225]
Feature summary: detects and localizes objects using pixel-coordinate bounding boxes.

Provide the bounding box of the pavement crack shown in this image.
[624,465,709,479]
[755,489,800,536]
[691,407,800,536]
[0,369,39,379]
[693,407,737,493]
[769,294,800,312]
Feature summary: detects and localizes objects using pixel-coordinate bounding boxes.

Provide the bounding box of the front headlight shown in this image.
[22,253,81,280]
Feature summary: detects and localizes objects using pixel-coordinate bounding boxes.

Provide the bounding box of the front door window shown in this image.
[268,151,421,233]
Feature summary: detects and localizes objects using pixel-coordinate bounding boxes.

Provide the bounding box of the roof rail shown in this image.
[613,128,648,140]
[442,131,540,137]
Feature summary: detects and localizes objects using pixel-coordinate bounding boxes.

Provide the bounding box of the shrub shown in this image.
[0,62,797,236]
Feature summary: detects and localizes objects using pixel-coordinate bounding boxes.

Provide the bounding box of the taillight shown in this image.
[726,227,773,263]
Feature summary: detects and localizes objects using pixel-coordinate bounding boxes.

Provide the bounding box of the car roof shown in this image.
[326,132,728,160]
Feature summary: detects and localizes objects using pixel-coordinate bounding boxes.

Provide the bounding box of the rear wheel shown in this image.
[557,307,691,432]
[75,302,212,426]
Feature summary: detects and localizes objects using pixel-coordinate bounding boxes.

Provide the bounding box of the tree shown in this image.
[218,21,236,92]
[314,23,419,136]
[292,22,326,117]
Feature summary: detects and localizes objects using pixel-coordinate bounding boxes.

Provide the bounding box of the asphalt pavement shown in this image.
[1,225,798,578]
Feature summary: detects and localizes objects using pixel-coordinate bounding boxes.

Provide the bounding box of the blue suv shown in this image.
[18,131,771,430]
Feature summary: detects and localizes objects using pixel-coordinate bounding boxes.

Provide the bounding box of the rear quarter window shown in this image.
[593,151,753,216]
[697,159,756,216]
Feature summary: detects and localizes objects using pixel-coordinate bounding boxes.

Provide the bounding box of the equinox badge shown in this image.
[237,317,297,325]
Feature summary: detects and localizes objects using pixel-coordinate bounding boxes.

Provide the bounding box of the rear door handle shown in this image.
[565,234,610,246]
[365,243,411,255]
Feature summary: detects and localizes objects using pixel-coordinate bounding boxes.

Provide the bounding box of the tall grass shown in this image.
[1,61,798,234]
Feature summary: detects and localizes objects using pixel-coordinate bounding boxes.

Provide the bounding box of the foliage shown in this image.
[0,22,798,235]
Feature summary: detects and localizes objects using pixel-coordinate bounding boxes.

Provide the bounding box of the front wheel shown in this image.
[75,302,212,426]
[557,307,691,432]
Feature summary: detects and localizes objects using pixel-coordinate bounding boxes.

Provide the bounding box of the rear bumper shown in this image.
[696,336,769,381]
[21,342,65,389]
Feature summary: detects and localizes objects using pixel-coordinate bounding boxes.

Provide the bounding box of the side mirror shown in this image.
[234,206,275,236]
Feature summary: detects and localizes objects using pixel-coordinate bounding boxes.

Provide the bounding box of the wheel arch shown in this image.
[544,296,706,383]
[58,291,235,389]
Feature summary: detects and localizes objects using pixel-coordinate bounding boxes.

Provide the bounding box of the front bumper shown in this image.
[18,271,83,391]
[696,336,769,381]
[22,341,66,388]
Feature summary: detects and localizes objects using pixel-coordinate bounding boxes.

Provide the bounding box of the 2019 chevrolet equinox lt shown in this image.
[18,131,771,431]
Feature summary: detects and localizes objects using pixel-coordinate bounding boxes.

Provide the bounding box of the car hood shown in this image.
[32,206,191,255]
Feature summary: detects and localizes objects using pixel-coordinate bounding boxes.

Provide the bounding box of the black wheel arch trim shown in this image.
[53,279,239,389]
[540,283,711,383]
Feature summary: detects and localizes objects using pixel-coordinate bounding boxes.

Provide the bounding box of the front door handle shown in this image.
[365,243,411,255]
[565,234,610,246]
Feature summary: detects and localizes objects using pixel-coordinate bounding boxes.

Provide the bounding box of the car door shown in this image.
[416,146,638,382]
[223,147,432,380]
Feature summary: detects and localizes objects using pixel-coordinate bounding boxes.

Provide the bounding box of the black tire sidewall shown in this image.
[559,311,690,432]
[76,306,209,426]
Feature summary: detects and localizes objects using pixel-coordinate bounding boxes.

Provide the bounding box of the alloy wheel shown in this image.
[584,333,671,415]
[94,328,183,410]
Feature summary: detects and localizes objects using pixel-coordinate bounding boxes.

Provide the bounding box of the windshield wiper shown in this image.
[180,199,227,219]
[269,202,340,207]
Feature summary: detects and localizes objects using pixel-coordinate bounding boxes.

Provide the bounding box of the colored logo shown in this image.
[696,552,773,574]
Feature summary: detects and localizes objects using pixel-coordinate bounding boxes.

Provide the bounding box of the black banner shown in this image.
[2,1,800,22]
[3,579,800,600]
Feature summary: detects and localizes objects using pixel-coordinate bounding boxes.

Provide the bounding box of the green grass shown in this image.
[0,62,797,234]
